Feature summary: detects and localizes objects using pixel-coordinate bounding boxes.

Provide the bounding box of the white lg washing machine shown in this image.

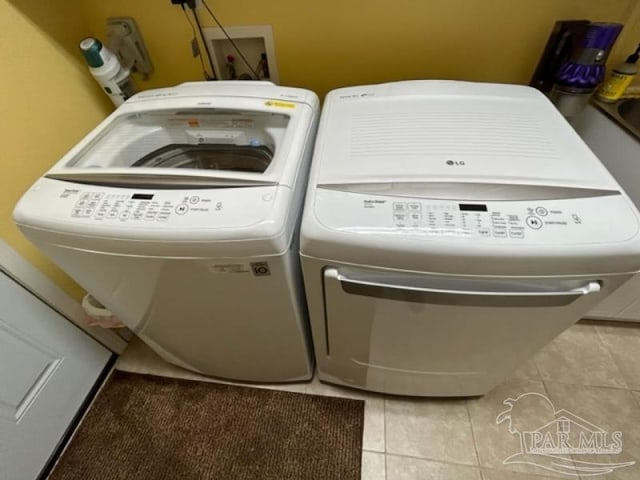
[14,82,319,383]
[300,81,640,396]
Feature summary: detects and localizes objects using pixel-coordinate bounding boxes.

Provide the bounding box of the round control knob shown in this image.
[535,206,548,216]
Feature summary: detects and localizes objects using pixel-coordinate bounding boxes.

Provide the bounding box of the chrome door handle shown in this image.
[325,268,601,307]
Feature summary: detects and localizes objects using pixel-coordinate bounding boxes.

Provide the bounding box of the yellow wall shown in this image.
[0,0,112,299]
[2,0,638,298]
[84,0,639,98]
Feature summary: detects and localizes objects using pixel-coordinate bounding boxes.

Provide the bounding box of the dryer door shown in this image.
[321,267,614,396]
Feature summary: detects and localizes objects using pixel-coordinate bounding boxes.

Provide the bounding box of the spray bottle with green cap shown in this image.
[596,43,640,102]
[79,37,137,107]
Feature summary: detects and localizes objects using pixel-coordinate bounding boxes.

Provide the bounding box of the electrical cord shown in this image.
[200,0,260,80]
[181,6,214,80]
[191,6,217,79]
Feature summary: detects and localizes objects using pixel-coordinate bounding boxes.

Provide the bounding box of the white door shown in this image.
[0,271,111,480]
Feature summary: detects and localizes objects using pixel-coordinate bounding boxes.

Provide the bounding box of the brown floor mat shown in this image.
[49,371,364,480]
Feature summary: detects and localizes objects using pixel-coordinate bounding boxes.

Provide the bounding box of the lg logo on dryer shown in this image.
[446,160,466,166]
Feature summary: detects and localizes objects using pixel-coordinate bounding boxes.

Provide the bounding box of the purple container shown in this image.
[551,22,623,116]
[555,22,623,88]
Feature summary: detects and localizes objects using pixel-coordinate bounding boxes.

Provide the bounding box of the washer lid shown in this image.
[44,82,318,189]
[313,81,618,192]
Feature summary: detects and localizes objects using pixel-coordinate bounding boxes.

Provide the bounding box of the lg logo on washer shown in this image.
[446,160,466,166]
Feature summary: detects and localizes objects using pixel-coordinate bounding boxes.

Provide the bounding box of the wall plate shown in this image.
[106,17,154,77]
[202,25,279,83]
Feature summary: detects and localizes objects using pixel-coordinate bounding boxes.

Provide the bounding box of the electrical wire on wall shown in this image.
[189,5,217,80]
[200,0,260,79]
[175,1,215,80]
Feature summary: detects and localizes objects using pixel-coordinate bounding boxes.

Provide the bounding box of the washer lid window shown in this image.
[47,108,290,188]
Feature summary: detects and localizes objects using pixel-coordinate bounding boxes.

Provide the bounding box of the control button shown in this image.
[75,199,88,208]
[83,208,94,217]
[132,212,144,220]
[493,228,507,238]
[91,193,103,200]
[88,200,98,208]
[189,195,200,204]
[119,212,130,220]
[72,208,83,217]
[408,203,421,211]
[572,214,582,224]
[175,204,189,215]
[509,229,525,239]
[410,213,422,221]
[394,213,407,221]
[478,228,491,237]
[157,214,170,222]
[535,206,548,216]
[107,210,118,219]
[393,202,407,212]
[95,212,105,220]
[144,212,157,221]
[526,216,543,229]
[80,193,91,200]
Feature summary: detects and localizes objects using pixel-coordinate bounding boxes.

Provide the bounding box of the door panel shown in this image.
[0,272,111,480]
[0,319,62,422]
[322,267,623,396]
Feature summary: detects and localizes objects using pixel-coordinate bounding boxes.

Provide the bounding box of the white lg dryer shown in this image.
[15,82,318,383]
[300,80,640,397]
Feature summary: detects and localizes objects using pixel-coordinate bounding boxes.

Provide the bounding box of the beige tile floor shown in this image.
[115,321,640,480]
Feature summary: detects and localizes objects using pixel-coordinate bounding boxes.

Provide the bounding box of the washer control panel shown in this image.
[68,191,223,223]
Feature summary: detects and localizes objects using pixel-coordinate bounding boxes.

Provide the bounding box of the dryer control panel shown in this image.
[388,200,548,239]
[313,188,640,245]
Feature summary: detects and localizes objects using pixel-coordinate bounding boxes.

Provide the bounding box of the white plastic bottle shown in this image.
[596,44,639,103]
[79,37,137,106]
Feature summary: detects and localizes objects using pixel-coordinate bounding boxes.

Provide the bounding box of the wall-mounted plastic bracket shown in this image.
[106,17,154,78]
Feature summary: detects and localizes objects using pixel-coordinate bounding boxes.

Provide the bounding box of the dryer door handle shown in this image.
[328,269,601,307]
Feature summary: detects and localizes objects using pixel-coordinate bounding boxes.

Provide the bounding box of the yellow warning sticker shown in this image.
[265,100,296,109]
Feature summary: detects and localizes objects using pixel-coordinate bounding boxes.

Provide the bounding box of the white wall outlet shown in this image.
[202,25,279,83]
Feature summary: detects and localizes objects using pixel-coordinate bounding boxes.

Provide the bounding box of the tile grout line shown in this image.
[464,398,482,469]
[481,465,579,479]
[384,450,388,480]
[588,323,630,390]
[382,398,388,480]
[594,324,634,392]
[532,366,583,479]
[534,337,631,393]
[383,451,482,469]
[539,379,633,392]
[383,399,388,480]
